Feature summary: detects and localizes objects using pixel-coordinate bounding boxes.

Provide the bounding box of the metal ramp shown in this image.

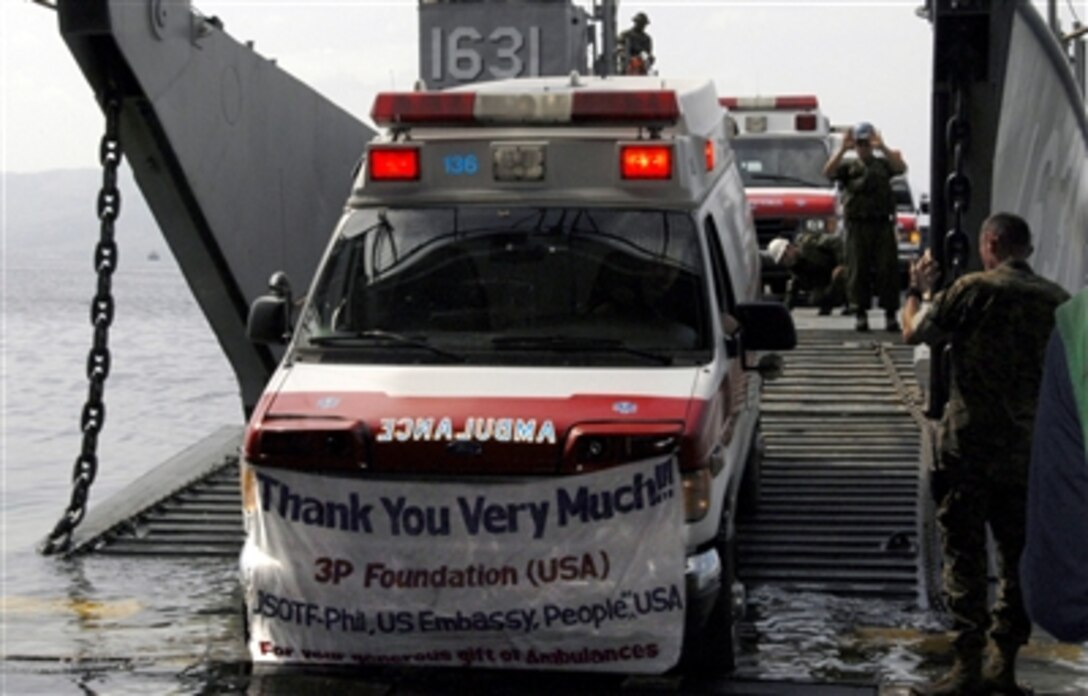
[69,426,243,556]
[738,329,927,603]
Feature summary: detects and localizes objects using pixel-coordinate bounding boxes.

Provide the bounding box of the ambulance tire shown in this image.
[738,428,763,519]
[241,600,251,647]
[682,529,738,676]
[767,277,788,299]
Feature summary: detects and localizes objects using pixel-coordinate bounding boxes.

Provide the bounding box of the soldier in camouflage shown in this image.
[903,213,1070,696]
[617,12,654,75]
[767,233,846,314]
[823,122,906,332]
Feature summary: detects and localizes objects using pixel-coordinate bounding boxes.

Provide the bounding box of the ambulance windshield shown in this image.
[733,137,829,188]
[296,206,712,366]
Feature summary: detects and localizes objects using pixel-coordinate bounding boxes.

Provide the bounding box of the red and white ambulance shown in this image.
[720,95,839,296]
[241,75,795,675]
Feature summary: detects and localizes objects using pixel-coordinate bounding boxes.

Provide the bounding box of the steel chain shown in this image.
[925,37,974,421]
[944,79,971,281]
[41,97,122,556]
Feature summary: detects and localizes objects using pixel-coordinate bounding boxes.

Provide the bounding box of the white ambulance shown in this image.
[721,95,839,296]
[241,75,795,675]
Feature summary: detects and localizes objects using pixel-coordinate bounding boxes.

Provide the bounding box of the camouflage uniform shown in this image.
[618,27,653,60]
[831,157,900,313]
[913,260,1069,658]
[785,232,846,312]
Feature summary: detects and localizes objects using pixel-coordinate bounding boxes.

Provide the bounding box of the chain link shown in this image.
[926,37,975,421]
[41,97,122,556]
[944,79,972,281]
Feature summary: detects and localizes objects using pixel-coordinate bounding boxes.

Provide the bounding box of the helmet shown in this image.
[632,12,649,26]
[768,238,790,265]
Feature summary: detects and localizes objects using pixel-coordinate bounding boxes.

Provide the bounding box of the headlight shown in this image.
[246,419,368,472]
[804,216,837,234]
[681,468,711,522]
[572,434,678,467]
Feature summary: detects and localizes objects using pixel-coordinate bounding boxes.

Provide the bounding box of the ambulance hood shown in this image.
[250,363,705,476]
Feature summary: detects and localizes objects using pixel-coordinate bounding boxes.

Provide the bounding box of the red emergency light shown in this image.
[571,91,680,124]
[705,139,715,171]
[369,147,421,181]
[719,95,820,111]
[370,92,476,126]
[621,145,672,180]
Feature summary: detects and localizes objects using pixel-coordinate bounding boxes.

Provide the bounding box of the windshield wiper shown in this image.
[308,330,465,362]
[491,335,673,365]
[749,172,826,187]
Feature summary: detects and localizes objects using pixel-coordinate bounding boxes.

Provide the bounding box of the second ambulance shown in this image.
[722,95,839,296]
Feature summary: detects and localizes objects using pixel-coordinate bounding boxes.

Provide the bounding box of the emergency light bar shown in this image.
[720,95,823,133]
[719,95,819,111]
[370,90,680,127]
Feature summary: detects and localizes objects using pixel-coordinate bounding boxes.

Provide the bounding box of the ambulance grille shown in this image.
[754,218,801,246]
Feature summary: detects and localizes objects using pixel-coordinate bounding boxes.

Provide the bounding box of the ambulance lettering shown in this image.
[377,417,557,445]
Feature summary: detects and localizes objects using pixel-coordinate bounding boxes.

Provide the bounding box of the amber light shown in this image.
[682,468,711,522]
[620,145,672,180]
[369,147,421,181]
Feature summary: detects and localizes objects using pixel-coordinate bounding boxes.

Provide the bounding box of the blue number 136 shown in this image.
[444,154,479,176]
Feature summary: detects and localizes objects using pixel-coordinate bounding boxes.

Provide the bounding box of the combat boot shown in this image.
[910,652,984,696]
[981,641,1032,695]
[885,309,900,333]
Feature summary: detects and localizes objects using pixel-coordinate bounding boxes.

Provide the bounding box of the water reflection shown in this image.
[736,585,1088,693]
[4,558,1086,693]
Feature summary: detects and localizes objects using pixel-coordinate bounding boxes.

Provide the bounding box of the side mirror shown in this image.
[735,301,797,351]
[733,302,795,378]
[918,194,931,215]
[247,271,293,345]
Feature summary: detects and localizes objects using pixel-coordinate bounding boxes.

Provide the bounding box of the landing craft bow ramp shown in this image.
[737,330,936,607]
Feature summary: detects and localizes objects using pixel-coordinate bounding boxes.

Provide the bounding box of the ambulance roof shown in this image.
[349,75,735,207]
[721,94,830,138]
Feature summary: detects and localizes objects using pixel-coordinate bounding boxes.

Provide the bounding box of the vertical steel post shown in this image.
[600,0,617,76]
[1076,30,1087,96]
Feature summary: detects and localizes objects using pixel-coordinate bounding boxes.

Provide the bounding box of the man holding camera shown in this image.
[823,122,907,332]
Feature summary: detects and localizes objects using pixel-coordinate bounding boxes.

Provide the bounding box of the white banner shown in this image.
[241,457,686,673]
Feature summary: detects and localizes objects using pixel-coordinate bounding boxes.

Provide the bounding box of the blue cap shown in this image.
[855,121,875,139]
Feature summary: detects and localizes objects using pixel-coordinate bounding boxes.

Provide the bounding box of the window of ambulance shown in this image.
[293,207,713,367]
[732,137,830,188]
